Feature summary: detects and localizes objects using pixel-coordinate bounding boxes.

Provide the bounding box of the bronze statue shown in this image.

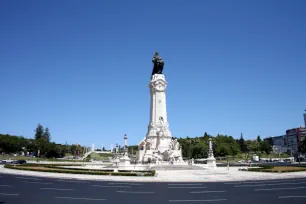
[151,51,164,76]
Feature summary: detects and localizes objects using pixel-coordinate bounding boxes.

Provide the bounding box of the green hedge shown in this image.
[21,163,83,167]
[260,165,273,169]
[47,166,114,172]
[4,164,155,176]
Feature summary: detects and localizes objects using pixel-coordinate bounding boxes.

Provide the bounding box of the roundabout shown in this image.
[1,163,306,183]
[1,168,306,204]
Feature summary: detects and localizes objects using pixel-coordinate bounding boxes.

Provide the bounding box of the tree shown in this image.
[215,143,231,157]
[43,127,51,142]
[213,134,240,157]
[34,124,44,140]
[239,133,248,152]
[300,139,306,154]
[260,141,272,154]
[257,135,262,143]
[248,140,260,153]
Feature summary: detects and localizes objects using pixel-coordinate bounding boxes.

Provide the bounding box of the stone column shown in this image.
[207,138,216,169]
[146,74,172,152]
[208,138,214,157]
[120,135,131,167]
[124,134,127,150]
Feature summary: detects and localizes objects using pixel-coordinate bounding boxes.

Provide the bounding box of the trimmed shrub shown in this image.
[4,164,155,176]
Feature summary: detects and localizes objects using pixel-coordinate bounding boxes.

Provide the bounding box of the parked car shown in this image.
[0,160,7,164]
[11,160,26,164]
[3,159,13,163]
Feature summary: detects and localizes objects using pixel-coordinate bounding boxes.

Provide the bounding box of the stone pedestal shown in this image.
[113,157,120,167]
[206,157,216,169]
[119,153,131,166]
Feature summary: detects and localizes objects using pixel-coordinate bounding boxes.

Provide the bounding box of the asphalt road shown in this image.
[1,173,306,204]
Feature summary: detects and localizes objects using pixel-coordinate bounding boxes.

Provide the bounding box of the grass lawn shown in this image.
[88,152,113,161]
[0,154,85,162]
[248,166,306,173]
[268,166,306,172]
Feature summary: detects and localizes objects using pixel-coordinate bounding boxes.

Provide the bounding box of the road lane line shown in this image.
[169,199,227,202]
[20,181,53,185]
[168,187,207,189]
[190,191,226,194]
[116,191,155,194]
[234,182,306,187]
[0,193,19,196]
[57,180,88,183]
[40,188,74,191]
[225,179,306,185]
[255,186,306,191]
[16,177,43,181]
[0,185,12,187]
[168,184,203,186]
[108,183,143,185]
[55,197,106,201]
[91,185,131,188]
[279,196,306,199]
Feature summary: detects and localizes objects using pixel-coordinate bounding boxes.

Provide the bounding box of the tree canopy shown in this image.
[0,123,85,158]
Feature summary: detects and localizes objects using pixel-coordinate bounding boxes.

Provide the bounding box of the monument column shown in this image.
[207,138,216,168]
[146,74,172,152]
[136,52,183,163]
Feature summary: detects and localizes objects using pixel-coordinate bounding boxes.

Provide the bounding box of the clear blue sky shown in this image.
[1,0,305,148]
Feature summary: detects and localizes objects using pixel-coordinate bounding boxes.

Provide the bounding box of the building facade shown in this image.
[264,135,287,153]
[285,126,306,154]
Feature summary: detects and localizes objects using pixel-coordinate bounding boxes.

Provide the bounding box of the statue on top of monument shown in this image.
[151,51,164,76]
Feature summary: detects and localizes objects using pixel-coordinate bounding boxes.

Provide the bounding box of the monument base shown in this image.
[206,157,216,169]
[119,152,131,166]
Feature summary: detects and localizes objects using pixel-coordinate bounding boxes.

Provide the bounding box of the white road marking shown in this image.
[91,185,131,188]
[20,181,53,185]
[168,184,203,186]
[57,180,88,183]
[0,193,19,196]
[255,186,306,191]
[116,191,155,194]
[234,182,306,187]
[108,183,143,185]
[168,187,207,189]
[279,196,306,199]
[190,191,226,194]
[55,196,106,201]
[0,185,12,187]
[16,177,43,181]
[40,188,74,191]
[225,179,306,185]
[169,199,227,202]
